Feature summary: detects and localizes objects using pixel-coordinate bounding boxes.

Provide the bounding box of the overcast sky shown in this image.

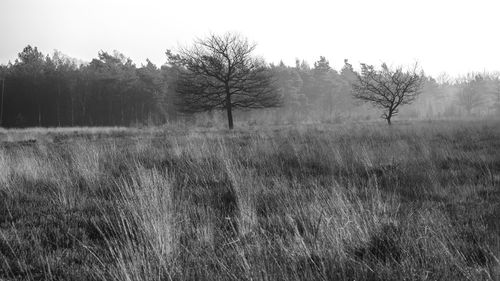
[1,0,499,77]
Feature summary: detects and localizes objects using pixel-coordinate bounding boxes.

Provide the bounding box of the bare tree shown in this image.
[493,75,500,115]
[352,63,423,125]
[455,74,488,115]
[167,32,281,129]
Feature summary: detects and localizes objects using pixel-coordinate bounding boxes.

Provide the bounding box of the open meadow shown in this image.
[0,120,499,281]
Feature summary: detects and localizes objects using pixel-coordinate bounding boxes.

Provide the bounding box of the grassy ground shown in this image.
[0,120,499,280]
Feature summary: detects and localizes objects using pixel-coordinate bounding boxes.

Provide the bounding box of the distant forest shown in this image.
[0,45,499,128]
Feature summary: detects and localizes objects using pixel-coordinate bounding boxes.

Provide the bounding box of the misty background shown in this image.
[0,0,500,127]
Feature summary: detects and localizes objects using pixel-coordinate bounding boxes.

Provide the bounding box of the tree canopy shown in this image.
[167,32,282,129]
[352,63,423,124]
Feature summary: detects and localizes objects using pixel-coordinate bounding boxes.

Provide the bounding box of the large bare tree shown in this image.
[167,32,281,129]
[352,63,423,125]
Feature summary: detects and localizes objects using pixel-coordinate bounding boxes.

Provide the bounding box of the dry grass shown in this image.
[0,120,499,280]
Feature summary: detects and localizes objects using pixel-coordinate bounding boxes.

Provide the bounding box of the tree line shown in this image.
[1,33,499,128]
[0,46,176,127]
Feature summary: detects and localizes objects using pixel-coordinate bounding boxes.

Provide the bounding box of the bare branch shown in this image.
[352,62,423,124]
[167,32,282,129]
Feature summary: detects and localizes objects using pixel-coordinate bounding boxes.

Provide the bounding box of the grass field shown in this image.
[0,120,499,280]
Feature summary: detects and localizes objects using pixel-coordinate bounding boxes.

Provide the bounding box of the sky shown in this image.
[1,0,499,77]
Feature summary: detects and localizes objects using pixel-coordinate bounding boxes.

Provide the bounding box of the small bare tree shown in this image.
[352,63,423,125]
[456,74,488,115]
[167,32,281,129]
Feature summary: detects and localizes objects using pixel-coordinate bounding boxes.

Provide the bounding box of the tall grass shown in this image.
[0,121,499,280]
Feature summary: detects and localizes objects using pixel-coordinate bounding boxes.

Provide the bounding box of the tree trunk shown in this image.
[386,107,394,125]
[38,103,42,127]
[135,105,138,125]
[226,95,234,130]
[82,93,87,125]
[0,79,4,127]
[109,98,113,126]
[57,83,61,127]
[120,97,124,125]
[141,103,145,122]
[70,95,74,126]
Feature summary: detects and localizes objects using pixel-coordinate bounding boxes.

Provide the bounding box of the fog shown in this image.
[1,0,500,128]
